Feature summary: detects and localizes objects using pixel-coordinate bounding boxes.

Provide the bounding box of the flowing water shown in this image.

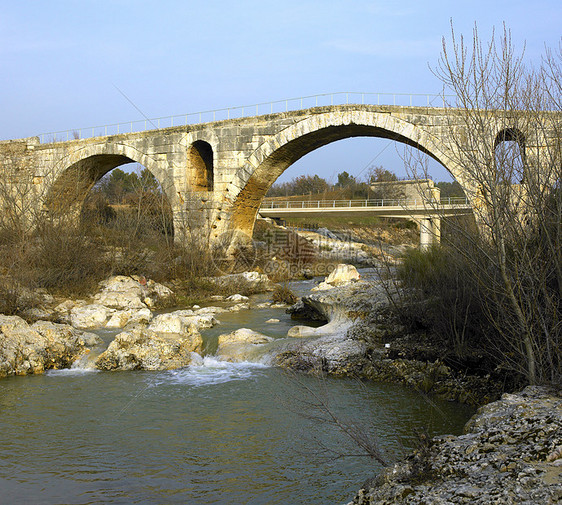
[0,277,474,504]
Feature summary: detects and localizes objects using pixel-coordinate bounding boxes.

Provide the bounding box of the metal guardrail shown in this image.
[38,91,456,144]
[260,197,469,210]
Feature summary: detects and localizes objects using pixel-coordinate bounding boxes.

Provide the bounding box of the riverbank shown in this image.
[276,270,505,407]
[274,269,561,502]
[349,386,562,504]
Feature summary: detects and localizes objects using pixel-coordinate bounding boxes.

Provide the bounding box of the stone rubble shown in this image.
[349,386,562,505]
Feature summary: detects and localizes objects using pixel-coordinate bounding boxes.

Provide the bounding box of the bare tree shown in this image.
[405,24,561,385]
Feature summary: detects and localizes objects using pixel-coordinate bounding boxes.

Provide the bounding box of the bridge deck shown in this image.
[259,198,472,219]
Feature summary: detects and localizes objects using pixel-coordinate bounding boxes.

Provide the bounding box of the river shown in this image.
[0,277,474,504]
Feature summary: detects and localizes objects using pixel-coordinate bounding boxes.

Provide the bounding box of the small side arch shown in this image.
[494,128,526,183]
[188,140,214,191]
[494,127,526,150]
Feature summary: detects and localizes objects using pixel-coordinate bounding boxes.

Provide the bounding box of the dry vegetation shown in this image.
[397,26,562,386]
[0,165,219,315]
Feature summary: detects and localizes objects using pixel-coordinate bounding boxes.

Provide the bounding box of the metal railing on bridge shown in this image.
[38,91,457,144]
[260,196,469,210]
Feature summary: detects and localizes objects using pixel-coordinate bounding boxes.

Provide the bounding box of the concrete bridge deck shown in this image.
[259,197,471,218]
[259,197,472,247]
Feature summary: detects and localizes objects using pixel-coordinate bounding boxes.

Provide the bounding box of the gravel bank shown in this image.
[349,386,562,504]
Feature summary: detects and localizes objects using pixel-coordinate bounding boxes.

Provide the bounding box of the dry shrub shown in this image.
[0,278,24,315]
[272,283,298,305]
[29,222,112,296]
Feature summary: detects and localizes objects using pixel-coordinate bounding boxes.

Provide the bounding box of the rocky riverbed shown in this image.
[0,265,508,402]
[1,264,560,504]
[275,265,504,406]
[0,272,275,376]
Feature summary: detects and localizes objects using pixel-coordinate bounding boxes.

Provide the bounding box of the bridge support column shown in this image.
[420,216,441,249]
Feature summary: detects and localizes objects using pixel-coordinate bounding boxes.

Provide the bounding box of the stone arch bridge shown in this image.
[0,104,557,247]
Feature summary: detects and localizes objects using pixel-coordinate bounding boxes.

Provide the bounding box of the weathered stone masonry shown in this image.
[0,104,557,245]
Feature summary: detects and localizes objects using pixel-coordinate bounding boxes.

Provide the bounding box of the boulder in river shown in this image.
[94,275,174,310]
[70,303,115,329]
[70,304,154,330]
[274,333,366,373]
[280,280,393,373]
[0,315,102,377]
[289,280,386,323]
[105,308,153,329]
[148,310,217,334]
[216,328,274,363]
[311,263,360,291]
[226,294,249,302]
[95,327,203,371]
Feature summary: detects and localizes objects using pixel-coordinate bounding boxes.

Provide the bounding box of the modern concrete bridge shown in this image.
[0,93,557,249]
[259,197,472,247]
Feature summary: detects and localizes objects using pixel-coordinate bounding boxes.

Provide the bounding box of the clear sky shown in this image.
[1,0,560,184]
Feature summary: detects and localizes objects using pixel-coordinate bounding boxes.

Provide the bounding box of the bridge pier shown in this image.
[419,216,441,249]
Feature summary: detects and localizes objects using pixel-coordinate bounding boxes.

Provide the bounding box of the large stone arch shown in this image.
[44,142,176,219]
[223,110,467,236]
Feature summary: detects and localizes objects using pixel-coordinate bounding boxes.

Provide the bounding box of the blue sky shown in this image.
[1,0,560,183]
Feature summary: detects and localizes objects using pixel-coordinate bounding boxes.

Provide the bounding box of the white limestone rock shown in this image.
[0,315,102,377]
[287,317,353,338]
[216,328,274,363]
[105,308,153,329]
[274,333,366,372]
[310,281,336,292]
[226,294,249,302]
[218,328,273,346]
[93,276,147,310]
[95,327,203,371]
[228,302,250,312]
[70,304,115,329]
[192,306,228,316]
[148,310,217,334]
[94,275,174,310]
[53,299,87,324]
[210,271,274,294]
[325,263,360,286]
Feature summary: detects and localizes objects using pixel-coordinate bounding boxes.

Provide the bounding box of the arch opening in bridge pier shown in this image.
[494,128,526,184]
[188,140,214,192]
